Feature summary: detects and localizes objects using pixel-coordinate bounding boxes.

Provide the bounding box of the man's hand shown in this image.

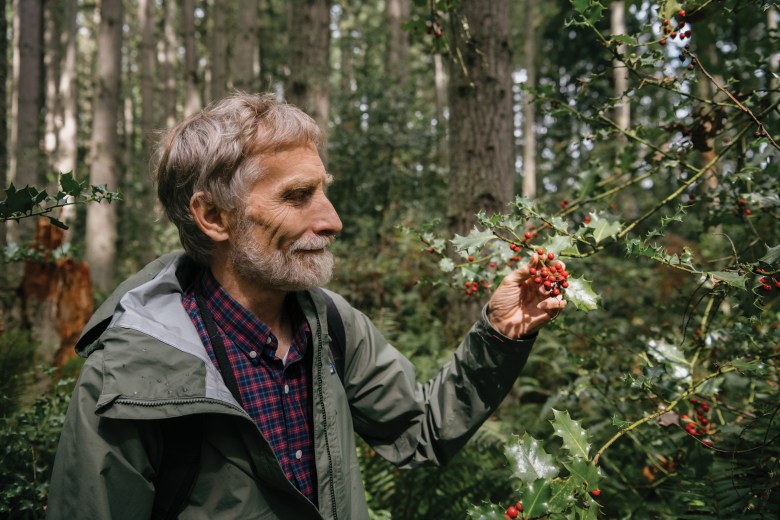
[486,254,567,338]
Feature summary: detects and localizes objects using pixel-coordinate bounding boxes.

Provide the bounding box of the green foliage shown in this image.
[1,173,121,263]
[0,372,75,519]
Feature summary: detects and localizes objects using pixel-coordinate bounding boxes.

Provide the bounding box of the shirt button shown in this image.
[249,350,258,359]
[295,450,302,460]
[265,337,272,345]
[284,384,290,394]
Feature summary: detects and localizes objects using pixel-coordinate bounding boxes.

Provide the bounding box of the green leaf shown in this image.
[451,228,496,253]
[588,218,621,243]
[563,460,603,490]
[548,478,580,510]
[564,277,600,311]
[759,244,780,265]
[610,34,637,45]
[59,172,82,196]
[504,433,559,483]
[521,478,552,517]
[466,502,506,519]
[551,409,591,459]
[438,258,455,273]
[571,0,589,14]
[708,271,746,289]
[611,415,630,430]
[46,216,69,230]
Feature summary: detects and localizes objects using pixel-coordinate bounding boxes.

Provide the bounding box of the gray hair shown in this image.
[154,92,323,266]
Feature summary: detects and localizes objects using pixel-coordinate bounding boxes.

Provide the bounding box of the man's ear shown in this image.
[190,191,231,242]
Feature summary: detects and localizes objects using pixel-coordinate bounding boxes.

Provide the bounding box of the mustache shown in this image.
[288,234,335,253]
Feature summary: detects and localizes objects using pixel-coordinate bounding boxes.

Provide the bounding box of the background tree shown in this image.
[85,0,123,292]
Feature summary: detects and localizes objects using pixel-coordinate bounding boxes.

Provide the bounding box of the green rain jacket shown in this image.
[47,252,535,519]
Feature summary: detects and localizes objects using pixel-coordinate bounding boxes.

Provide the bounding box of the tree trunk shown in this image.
[138,0,155,149]
[86,0,122,292]
[182,0,201,115]
[386,0,410,85]
[55,0,79,234]
[160,0,177,127]
[231,0,259,92]
[446,0,514,339]
[0,0,8,212]
[210,0,227,102]
[11,0,43,245]
[446,0,514,236]
[286,0,331,142]
[611,1,630,132]
[521,0,537,199]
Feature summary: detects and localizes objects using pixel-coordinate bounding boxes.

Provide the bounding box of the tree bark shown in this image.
[521,0,537,199]
[55,0,78,233]
[231,0,259,92]
[160,0,177,127]
[210,0,227,102]
[446,0,514,236]
[138,0,155,149]
[86,0,122,292]
[11,0,44,245]
[286,0,331,143]
[386,0,410,85]
[611,1,630,132]
[182,0,201,115]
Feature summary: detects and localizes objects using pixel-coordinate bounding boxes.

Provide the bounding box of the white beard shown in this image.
[230,218,335,291]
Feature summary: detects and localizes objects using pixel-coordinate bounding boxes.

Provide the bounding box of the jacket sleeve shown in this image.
[340,300,535,469]
[47,349,160,520]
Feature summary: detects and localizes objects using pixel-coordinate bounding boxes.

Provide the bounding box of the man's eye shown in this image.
[285,190,313,203]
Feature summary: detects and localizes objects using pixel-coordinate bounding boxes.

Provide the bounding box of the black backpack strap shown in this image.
[318,289,346,383]
[151,414,205,520]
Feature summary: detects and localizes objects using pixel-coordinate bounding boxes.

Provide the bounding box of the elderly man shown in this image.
[47,92,565,519]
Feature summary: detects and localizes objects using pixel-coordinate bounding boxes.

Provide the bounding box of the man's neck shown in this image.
[209,257,290,340]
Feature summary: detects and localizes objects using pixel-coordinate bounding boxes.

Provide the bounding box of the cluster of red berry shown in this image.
[681,397,714,447]
[425,19,443,38]
[464,278,491,296]
[530,249,569,297]
[738,198,753,215]
[757,270,780,293]
[660,9,691,45]
[503,501,523,519]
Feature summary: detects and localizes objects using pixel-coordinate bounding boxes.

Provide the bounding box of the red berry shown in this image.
[590,488,601,498]
[524,231,532,240]
[468,256,475,262]
[681,414,690,421]
[505,506,519,519]
[553,287,561,296]
[775,282,780,290]
[547,252,555,261]
[537,248,545,256]
[690,397,698,404]
[544,280,552,289]
[584,215,591,224]
[702,438,714,448]
[763,284,773,292]
[489,261,496,268]
[678,9,686,18]
[516,502,523,512]
[561,281,569,288]
[701,402,709,411]
[660,38,667,45]
[534,277,543,284]
[663,19,670,26]
[529,267,537,275]
[738,199,747,205]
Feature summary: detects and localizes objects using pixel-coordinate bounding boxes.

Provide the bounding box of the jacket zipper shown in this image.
[314,309,339,520]
[112,396,247,415]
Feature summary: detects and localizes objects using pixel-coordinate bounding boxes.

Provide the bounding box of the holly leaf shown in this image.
[563,459,603,491]
[521,479,552,518]
[588,218,621,243]
[708,270,746,289]
[647,338,690,378]
[505,433,559,483]
[759,244,780,265]
[59,172,83,196]
[572,0,589,13]
[612,415,630,430]
[451,228,496,253]
[548,478,580,510]
[564,276,600,311]
[438,257,455,273]
[551,409,591,460]
[466,502,506,519]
